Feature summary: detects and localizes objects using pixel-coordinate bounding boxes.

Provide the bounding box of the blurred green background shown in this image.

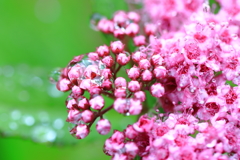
[0,0,131,159]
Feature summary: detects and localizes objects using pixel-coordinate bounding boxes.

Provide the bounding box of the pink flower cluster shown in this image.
[55,0,240,159]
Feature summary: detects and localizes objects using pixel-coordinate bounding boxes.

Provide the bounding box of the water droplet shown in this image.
[199,100,204,104]
[48,84,63,98]
[53,118,64,130]
[177,87,181,91]
[3,65,14,77]
[90,13,104,30]
[125,113,130,116]
[212,79,216,83]
[11,110,21,120]
[23,115,35,126]
[49,69,61,83]
[9,122,18,130]
[18,90,30,102]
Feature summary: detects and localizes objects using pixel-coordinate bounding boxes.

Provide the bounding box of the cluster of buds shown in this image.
[54,0,240,159]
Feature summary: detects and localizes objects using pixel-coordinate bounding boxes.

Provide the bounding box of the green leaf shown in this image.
[209,0,221,14]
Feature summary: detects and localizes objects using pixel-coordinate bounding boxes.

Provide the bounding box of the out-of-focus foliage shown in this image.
[0,0,130,160]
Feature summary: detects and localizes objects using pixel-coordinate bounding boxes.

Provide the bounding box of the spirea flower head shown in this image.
[53,0,240,159]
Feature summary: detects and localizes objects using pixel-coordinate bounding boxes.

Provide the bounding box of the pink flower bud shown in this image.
[132,51,147,63]
[72,85,84,98]
[88,86,101,95]
[133,35,146,46]
[127,11,140,23]
[113,11,128,25]
[89,95,104,110]
[96,119,111,135]
[128,80,141,92]
[127,66,141,80]
[150,83,165,98]
[88,52,99,61]
[56,78,71,92]
[115,77,127,88]
[114,88,127,98]
[101,68,112,79]
[117,52,130,65]
[125,142,139,158]
[97,19,114,33]
[139,59,151,70]
[79,79,91,90]
[102,55,114,68]
[113,29,125,39]
[124,125,138,139]
[96,45,109,57]
[68,64,81,82]
[144,23,157,36]
[125,23,139,37]
[81,110,94,123]
[151,54,163,66]
[84,65,99,79]
[101,79,112,90]
[133,115,154,132]
[77,97,89,110]
[153,66,167,79]
[141,70,153,81]
[110,41,124,54]
[66,98,77,109]
[133,91,146,102]
[68,55,84,66]
[66,109,81,123]
[114,98,127,114]
[76,124,90,139]
[129,99,142,115]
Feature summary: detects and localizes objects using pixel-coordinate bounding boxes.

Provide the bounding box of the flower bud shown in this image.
[72,85,84,98]
[89,95,105,110]
[81,110,94,123]
[101,79,112,90]
[114,77,127,89]
[77,97,89,110]
[113,29,125,39]
[76,124,90,139]
[125,142,139,158]
[128,80,141,92]
[127,66,140,80]
[133,91,146,102]
[102,68,112,79]
[96,45,109,57]
[153,66,167,79]
[125,23,139,37]
[133,35,146,46]
[114,88,127,98]
[88,52,99,61]
[141,69,153,81]
[144,23,157,36]
[124,125,138,139]
[96,119,111,135]
[66,109,81,124]
[110,41,124,54]
[56,78,71,92]
[117,52,130,65]
[139,59,151,70]
[127,11,140,23]
[97,19,114,33]
[132,51,147,63]
[129,99,142,115]
[150,83,165,98]
[114,98,127,114]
